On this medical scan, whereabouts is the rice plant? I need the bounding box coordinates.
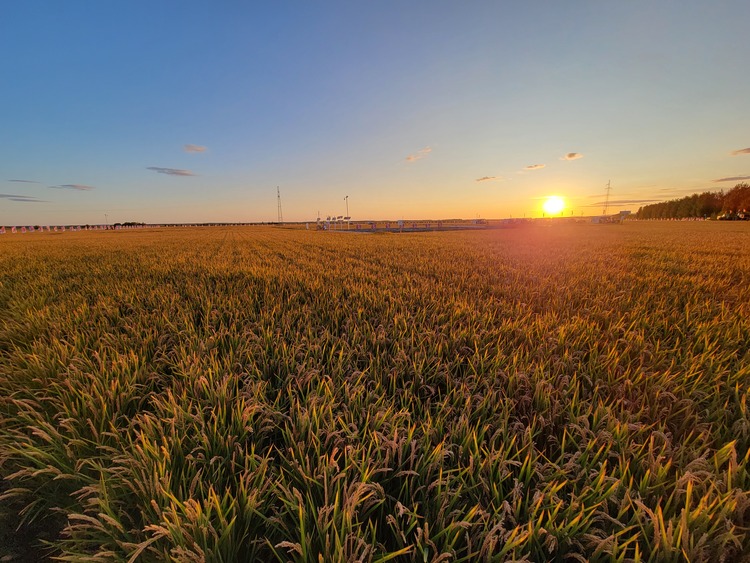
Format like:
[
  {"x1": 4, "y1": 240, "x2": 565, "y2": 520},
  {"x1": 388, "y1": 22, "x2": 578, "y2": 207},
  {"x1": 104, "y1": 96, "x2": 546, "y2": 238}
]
[{"x1": 1, "y1": 222, "x2": 749, "y2": 561}]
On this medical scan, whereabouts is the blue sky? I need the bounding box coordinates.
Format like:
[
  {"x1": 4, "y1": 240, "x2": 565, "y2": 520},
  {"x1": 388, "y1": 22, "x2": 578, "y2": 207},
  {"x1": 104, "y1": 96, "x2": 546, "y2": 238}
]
[{"x1": 2, "y1": 1, "x2": 750, "y2": 224}]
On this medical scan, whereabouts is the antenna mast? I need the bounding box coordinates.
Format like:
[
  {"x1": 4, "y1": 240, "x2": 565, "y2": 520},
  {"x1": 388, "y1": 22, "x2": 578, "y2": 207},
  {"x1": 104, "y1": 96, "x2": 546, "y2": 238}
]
[
  {"x1": 603, "y1": 180, "x2": 612, "y2": 216},
  {"x1": 277, "y1": 186, "x2": 283, "y2": 224}
]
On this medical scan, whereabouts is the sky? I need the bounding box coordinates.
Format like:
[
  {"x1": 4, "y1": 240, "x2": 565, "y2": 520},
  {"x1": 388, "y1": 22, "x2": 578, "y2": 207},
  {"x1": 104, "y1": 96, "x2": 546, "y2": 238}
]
[{"x1": 2, "y1": 1, "x2": 750, "y2": 224}]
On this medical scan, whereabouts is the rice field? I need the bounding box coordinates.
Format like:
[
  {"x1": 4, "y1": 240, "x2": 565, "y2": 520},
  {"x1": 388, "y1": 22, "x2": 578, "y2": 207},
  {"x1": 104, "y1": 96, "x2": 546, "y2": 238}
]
[{"x1": 1, "y1": 222, "x2": 749, "y2": 562}]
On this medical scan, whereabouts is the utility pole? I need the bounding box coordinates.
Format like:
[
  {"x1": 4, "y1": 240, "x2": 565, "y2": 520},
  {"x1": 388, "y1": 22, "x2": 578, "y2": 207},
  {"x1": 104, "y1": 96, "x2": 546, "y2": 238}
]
[
  {"x1": 105, "y1": 213, "x2": 108, "y2": 229},
  {"x1": 344, "y1": 195, "x2": 349, "y2": 230},
  {"x1": 277, "y1": 187, "x2": 283, "y2": 224}
]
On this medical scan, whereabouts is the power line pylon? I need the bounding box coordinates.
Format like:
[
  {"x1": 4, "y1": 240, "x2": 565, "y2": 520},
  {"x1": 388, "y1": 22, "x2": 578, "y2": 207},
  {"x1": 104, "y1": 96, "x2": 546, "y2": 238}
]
[
  {"x1": 603, "y1": 180, "x2": 612, "y2": 216},
  {"x1": 277, "y1": 186, "x2": 283, "y2": 224}
]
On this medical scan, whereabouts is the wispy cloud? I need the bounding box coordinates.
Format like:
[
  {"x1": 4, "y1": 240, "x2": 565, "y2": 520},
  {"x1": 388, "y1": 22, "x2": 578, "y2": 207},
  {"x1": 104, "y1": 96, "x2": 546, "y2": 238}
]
[
  {"x1": 405, "y1": 147, "x2": 432, "y2": 162},
  {"x1": 560, "y1": 152, "x2": 583, "y2": 161},
  {"x1": 475, "y1": 176, "x2": 505, "y2": 183},
  {"x1": 713, "y1": 175, "x2": 750, "y2": 183},
  {"x1": 8, "y1": 179, "x2": 40, "y2": 184},
  {"x1": 524, "y1": 164, "x2": 545, "y2": 171},
  {"x1": 184, "y1": 144, "x2": 207, "y2": 153},
  {"x1": 49, "y1": 184, "x2": 95, "y2": 191},
  {"x1": 730, "y1": 148, "x2": 750, "y2": 156},
  {"x1": 147, "y1": 166, "x2": 196, "y2": 176},
  {"x1": 0, "y1": 193, "x2": 47, "y2": 203}
]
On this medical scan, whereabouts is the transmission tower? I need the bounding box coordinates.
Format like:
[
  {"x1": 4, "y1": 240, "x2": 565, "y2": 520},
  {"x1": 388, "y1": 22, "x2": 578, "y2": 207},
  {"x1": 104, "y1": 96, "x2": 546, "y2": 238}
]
[
  {"x1": 602, "y1": 180, "x2": 612, "y2": 216},
  {"x1": 277, "y1": 186, "x2": 283, "y2": 224}
]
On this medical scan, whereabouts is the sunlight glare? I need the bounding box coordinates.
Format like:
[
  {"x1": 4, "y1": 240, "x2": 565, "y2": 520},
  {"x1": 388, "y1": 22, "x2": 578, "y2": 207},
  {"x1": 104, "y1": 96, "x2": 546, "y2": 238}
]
[{"x1": 542, "y1": 196, "x2": 565, "y2": 216}]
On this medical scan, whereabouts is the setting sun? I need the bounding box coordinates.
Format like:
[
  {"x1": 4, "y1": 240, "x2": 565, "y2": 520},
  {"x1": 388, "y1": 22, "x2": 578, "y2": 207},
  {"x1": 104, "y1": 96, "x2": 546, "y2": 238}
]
[{"x1": 542, "y1": 195, "x2": 565, "y2": 216}]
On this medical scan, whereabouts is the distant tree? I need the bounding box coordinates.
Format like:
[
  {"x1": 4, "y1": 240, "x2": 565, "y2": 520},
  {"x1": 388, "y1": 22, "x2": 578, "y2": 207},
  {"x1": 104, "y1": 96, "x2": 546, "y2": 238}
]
[
  {"x1": 697, "y1": 191, "x2": 722, "y2": 217},
  {"x1": 637, "y1": 188, "x2": 726, "y2": 219},
  {"x1": 723, "y1": 184, "x2": 750, "y2": 213}
]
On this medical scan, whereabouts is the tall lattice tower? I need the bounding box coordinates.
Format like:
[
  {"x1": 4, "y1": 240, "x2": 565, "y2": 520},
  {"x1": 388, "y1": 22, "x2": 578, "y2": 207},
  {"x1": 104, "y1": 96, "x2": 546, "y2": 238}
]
[
  {"x1": 602, "y1": 180, "x2": 612, "y2": 216},
  {"x1": 277, "y1": 186, "x2": 283, "y2": 224}
]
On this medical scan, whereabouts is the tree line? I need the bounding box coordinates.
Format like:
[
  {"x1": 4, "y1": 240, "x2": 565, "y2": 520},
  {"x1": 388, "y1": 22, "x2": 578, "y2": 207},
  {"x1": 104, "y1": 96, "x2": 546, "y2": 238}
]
[{"x1": 636, "y1": 183, "x2": 750, "y2": 219}]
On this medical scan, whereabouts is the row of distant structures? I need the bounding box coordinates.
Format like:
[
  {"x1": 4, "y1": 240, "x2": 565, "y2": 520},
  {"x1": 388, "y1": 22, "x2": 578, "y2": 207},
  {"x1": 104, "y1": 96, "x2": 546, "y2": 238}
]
[
  {"x1": 0, "y1": 224, "x2": 149, "y2": 234},
  {"x1": 0, "y1": 213, "x2": 637, "y2": 235},
  {"x1": 0, "y1": 220, "x2": 487, "y2": 234}
]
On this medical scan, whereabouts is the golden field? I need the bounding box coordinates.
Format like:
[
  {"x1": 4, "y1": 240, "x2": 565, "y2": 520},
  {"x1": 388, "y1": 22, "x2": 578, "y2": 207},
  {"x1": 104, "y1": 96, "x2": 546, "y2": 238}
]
[{"x1": 1, "y1": 222, "x2": 749, "y2": 562}]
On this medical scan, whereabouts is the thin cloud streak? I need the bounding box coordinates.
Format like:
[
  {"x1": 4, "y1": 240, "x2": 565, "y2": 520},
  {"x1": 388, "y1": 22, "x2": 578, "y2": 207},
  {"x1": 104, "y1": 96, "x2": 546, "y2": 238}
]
[
  {"x1": 657, "y1": 187, "x2": 709, "y2": 194},
  {"x1": 475, "y1": 176, "x2": 505, "y2": 183},
  {"x1": 730, "y1": 148, "x2": 750, "y2": 156},
  {"x1": 0, "y1": 193, "x2": 47, "y2": 203},
  {"x1": 8, "y1": 179, "x2": 40, "y2": 183},
  {"x1": 524, "y1": 164, "x2": 545, "y2": 171},
  {"x1": 49, "y1": 184, "x2": 95, "y2": 191},
  {"x1": 405, "y1": 147, "x2": 432, "y2": 162},
  {"x1": 713, "y1": 175, "x2": 750, "y2": 183},
  {"x1": 147, "y1": 166, "x2": 196, "y2": 176},
  {"x1": 584, "y1": 198, "x2": 661, "y2": 207},
  {"x1": 184, "y1": 144, "x2": 207, "y2": 153}
]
